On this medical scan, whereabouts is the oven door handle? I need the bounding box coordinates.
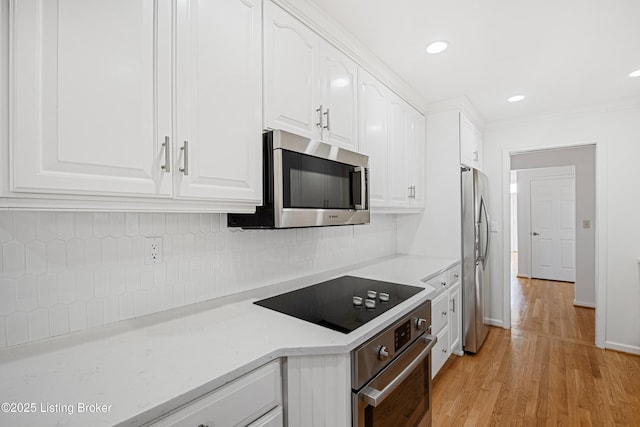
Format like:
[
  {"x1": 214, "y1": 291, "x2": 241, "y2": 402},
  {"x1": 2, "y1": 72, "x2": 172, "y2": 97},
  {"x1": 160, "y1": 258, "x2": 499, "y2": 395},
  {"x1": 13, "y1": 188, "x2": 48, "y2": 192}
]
[{"x1": 358, "y1": 334, "x2": 437, "y2": 407}]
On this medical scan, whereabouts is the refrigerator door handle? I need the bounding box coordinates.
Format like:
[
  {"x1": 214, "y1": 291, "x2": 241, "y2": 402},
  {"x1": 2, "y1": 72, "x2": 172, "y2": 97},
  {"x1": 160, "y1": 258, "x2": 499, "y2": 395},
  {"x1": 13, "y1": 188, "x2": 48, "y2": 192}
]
[{"x1": 480, "y1": 195, "x2": 490, "y2": 268}]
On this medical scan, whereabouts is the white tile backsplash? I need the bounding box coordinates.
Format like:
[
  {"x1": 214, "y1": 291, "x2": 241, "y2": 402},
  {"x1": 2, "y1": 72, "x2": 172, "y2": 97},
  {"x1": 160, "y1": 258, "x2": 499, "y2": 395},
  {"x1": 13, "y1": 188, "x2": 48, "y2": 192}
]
[{"x1": 0, "y1": 211, "x2": 397, "y2": 348}]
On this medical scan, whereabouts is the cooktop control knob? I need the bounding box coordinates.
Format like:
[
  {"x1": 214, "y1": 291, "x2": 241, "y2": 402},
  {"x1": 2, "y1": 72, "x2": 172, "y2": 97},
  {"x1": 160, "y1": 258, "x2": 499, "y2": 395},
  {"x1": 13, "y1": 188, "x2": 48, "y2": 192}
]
[
  {"x1": 365, "y1": 298, "x2": 376, "y2": 309},
  {"x1": 416, "y1": 318, "x2": 428, "y2": 331},
  {"x1": 367, "y1": 290, "x2": 377, "y2": 299},
  {"x1": 378, "y1": 346, "x2": 389, "y2": 361},
  {"x1": 353, "y1": 296, "x2": 363, "y2": 306},
  {"x1": 379, "y1": 292, "x2": 390, "y2": 302}
]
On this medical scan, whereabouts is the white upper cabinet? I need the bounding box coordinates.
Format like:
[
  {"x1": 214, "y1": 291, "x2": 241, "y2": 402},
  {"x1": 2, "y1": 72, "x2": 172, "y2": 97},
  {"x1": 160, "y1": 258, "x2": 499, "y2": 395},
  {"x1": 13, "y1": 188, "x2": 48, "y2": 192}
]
[
  {"x1": 8, "y1": 0, "x2": 262, "y2": 210},
  {"x1": 408, "y1": 108, "x2": 426, "y2": 206},
  {"x1": 264, "y1": 2, "x2": 358, "y2": 150},
  {"x1": 174, "y1": 0, "x2": 262, "y2": 203},
  {"x1": 10, "y1": 0, "x2": 173, "y2": 198},
  {"x1": 358, "y1": 70, "x2": 425, "y2": 212},
  {"x1": 459, "y1": 112, "x2": 483, "y2": 171},
  {"x1": 358, "y1": 69, "x2": 388, "y2": 207},
  {"x1": 264, "y1": 2, "x2": 320, "y2": 139},
  {"x1": 318, "y1": 43, "x2": 358, "y2": 150},
  {"x1": 387, "y1": 91, "x2": 425, "y2": 210},
  {"x1": 387, "y1": 91, "x2": 411, "y2": 208}
]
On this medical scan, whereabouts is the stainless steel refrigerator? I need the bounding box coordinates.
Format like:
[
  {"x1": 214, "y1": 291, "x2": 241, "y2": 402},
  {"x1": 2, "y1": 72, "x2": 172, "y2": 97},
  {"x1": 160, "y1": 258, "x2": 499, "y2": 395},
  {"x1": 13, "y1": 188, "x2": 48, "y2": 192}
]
[{"x1": 461, "y1": 167, "x2": 491, "y2": 353}]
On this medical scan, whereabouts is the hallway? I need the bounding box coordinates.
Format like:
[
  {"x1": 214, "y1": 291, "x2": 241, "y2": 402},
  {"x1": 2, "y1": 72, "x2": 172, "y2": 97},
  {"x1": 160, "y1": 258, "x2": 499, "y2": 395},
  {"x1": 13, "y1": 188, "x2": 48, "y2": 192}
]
[{"x1": 430, "y1": 270, "x2": 640, "y2": 426}]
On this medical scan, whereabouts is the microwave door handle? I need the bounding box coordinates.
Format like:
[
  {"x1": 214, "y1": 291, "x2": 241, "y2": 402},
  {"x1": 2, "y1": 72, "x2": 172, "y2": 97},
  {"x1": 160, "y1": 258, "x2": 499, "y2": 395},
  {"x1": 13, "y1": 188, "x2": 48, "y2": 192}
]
[
  {"x1": 354, "y1": 166, "x2": 366, "y2": 210},
  {"x1": 358, "y1": 334, "x2": 437, "y2": 407}
]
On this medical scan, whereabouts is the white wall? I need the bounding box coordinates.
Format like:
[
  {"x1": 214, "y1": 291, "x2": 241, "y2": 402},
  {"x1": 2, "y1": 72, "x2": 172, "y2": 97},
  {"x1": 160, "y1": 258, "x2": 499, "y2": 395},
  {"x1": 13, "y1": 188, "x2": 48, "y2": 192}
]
[
  {"x1": 483, "y1": 102, "x2": 640, "y2": 354},
  {"x1": 0, "y1": 213, "x2": 397, "y2": 349}
]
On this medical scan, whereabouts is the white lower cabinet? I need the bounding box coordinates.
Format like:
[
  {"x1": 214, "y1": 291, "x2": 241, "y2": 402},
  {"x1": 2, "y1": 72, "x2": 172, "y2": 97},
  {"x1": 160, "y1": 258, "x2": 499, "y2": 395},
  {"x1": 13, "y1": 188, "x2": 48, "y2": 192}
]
[
  {"x1": 429, "y1": 262, "x2": 462, "y2": 379},
  {"x1": 148, "y1": 360, "x2": 282, "y2": 427},
  {"x1": 448, "y1": 280, "x2": 462, "y2": 355},
  {"x1": 432, "y1": 325, "x2": 450, "y2": 377}
]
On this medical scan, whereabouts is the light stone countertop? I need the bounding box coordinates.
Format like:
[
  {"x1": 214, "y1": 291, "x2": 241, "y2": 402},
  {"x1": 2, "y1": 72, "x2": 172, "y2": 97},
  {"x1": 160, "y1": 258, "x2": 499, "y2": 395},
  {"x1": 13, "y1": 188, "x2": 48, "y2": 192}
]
[{"x1": 0, "y1": 255, "x2": 458, "y2": 427}]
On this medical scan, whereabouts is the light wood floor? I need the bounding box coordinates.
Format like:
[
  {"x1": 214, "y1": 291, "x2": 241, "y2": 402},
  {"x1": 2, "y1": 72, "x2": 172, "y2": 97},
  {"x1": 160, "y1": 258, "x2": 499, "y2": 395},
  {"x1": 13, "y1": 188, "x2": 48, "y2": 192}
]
[{"x1": 428, "y1": 270, "x2": 640, "y2": 426}]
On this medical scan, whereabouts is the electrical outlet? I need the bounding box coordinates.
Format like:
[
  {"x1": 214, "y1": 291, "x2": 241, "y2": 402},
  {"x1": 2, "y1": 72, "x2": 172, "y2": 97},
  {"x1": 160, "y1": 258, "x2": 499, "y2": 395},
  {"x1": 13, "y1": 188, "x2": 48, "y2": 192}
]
[{"x1": 145, "y1": 237, "x2": 163, "y2": 264}]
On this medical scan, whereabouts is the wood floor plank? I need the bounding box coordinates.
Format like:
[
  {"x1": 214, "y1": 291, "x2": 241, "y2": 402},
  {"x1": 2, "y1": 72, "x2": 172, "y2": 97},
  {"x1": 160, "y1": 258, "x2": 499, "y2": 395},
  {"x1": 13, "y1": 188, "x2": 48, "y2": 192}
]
[{"x1": 429, "y1": 263, "x2": 640, "y2": 426}]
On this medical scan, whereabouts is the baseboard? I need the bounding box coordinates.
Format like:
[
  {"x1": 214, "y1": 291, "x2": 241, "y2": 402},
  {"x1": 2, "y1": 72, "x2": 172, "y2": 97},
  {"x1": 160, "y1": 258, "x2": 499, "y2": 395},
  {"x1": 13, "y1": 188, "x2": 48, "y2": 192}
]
[
  {"x1": 605, "y1": 341, "x2": 640, "y2": 355},
  {"x1": 484, "y1": 318, "x2": 504, "y2": 328},
  {"x1": 573, "y1": 300, "x2": 596, "y2": 308}
]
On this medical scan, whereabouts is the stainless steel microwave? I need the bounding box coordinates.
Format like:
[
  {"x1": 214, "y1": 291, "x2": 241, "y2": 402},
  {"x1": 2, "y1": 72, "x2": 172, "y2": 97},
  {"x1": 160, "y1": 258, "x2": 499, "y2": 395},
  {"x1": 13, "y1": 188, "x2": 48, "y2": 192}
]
[{"x1": 228, "y1": 130, "x2": 370, "y2": 229}]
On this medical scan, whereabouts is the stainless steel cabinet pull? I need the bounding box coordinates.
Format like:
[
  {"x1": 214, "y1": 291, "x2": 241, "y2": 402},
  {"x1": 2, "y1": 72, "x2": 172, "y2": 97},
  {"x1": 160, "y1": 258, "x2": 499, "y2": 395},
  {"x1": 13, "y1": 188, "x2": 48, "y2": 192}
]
[
  {"x1": 532, "y1": 232, "x2": 540, "y2": 236},
  {"x1": 323, "y1": 108, "x2": 330, "y2": 131},
  {"x1": 408, "y1": 186, "x2": 412, "y2": 199},
  {"x1": 316, "y1": 105, "x2": 324, "y2": 129},
  {"x1": 451, "y1": 298, "x2": 455, "y2": 313},
  {"x1": 180, "y1": 141, "x2": 189, "y2": 176},
  {"x1": 161, "y1": 136, "x2": 171, "y2": 173},
  {"x1": 442, "y1": 311, "x2": 447, "y2": 317}
]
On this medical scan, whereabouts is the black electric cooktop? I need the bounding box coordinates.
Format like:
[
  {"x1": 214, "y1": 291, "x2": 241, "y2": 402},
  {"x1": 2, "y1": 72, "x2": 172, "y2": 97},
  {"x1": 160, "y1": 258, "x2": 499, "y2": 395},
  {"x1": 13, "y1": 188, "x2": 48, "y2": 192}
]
[{"x1": 254, "y1": 276, "x2": 424, "y2": 334}]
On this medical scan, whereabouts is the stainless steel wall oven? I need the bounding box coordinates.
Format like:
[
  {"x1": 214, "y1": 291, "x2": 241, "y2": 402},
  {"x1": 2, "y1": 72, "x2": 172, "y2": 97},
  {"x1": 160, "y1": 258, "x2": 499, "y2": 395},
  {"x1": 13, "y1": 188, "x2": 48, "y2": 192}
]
[{"x1": 351, "y1": 301, "x2": 436, "y2": 427}]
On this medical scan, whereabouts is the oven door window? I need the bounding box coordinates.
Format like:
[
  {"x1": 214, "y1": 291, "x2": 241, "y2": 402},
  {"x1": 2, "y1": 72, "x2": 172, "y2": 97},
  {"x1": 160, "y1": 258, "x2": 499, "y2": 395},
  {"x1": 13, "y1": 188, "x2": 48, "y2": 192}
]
[
  {"x1": 281, "y1": 150, "x2": 363, "y2": 209},
  {"x1": 364, "y1": 359, "x2": 429, "y2": 427}
]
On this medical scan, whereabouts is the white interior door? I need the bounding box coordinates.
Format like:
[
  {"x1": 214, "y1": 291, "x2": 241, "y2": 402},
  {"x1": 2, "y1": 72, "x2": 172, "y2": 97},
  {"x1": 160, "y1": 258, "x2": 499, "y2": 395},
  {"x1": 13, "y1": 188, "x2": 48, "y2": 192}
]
[{"x1": 530, "y1": 177, "x2": 576, "y2": 281}]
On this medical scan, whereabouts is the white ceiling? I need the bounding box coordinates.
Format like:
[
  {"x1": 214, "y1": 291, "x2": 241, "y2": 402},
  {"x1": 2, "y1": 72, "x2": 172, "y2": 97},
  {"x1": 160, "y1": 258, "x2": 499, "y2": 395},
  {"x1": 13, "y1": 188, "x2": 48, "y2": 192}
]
[{"x1": 309, "y1": 0, "x2": 640, "y2": 124}]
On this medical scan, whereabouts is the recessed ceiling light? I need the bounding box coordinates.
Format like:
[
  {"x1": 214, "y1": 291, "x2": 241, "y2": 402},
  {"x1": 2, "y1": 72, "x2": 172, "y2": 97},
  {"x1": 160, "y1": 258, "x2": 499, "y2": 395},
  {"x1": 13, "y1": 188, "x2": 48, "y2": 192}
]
[
  {"x1": 426, "y1": 41, "x2": 448, "y2": 54},
  {"x1": 629, "y1": 69, "x2": 640, "y2": 77},
  {"x1": 508, "y1": 95, "x2": 525, "y2": 103}
]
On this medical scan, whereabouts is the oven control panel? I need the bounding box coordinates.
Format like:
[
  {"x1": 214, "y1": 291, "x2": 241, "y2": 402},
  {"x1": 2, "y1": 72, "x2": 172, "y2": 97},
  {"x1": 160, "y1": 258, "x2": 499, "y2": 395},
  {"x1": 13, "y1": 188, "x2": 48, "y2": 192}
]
[
  {"x1": 351, "y1": 300, "x2": 431, "y2": 390},
  {"x1": 394, "y1": 320, "x2": 411, "y2": 352}
]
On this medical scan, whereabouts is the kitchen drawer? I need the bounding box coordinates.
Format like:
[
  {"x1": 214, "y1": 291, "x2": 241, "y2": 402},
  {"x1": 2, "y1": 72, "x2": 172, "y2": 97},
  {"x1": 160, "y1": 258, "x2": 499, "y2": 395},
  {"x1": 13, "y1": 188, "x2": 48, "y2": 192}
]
[
  {"x1": 449, "y1": 264, "x2": 461, "y2": 284},
  {"x1": 247, "y1": 406, "x2": 283, "y2": 427},
  {"x1": 426, "y1": 271, "x2": 449, "y2": 292},
  {"x1": 149, "y1": 360, "x2": 281, "y2": 427},
  {"x1": 431, "y1": 326, "x2": 450, "y2": 379},
  {"x1": 431, "y1": 291, "x2": 449, "y2": 334}
]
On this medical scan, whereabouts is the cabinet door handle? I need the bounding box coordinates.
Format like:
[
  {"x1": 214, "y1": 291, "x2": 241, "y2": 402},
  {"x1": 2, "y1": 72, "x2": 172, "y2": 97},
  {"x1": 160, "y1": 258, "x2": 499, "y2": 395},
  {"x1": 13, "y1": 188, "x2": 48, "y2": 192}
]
[
  {"x1": 323, "y1": 108, "x2": 330, "y2": 131},
  {"x1": 161, "y1": 136, "x2": 171, "y2": 173},
  {"x1": 408, "y1": 186, "x2": 412, "y2": 199},
  {"x1": 412, "y1": 186, "x2": 416, "y2": 199},
  {"x1": 451, "y1": 298, "x2": 455, "y2": 313},
  {"x1": 180, "y1": 141, "x2": 189, "y2": 176},
  {"x1": 316, "y1": 105, "x2": 324, "y2": 129},
  {"x1": 442, "y1": 311, "x2": 447, "y2": 317}
]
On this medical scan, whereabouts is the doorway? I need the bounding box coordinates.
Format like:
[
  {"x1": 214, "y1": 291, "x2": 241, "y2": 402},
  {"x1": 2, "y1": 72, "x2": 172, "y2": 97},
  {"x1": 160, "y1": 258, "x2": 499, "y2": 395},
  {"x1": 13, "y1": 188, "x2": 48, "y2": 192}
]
[{"x1": 508, "y1": 145, "x2": 596, "y2": 343}]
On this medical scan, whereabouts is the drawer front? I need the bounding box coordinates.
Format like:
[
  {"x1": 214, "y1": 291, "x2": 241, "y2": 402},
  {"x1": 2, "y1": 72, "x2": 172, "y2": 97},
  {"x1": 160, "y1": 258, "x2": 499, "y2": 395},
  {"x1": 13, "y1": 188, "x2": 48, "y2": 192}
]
[
  {"x1": 151, "y1": 360, "x2": 281, "y2": 427},
  {"x1": 449, "y1": 264, "x2": 461, "y2": 284},
  {"x1": 430, "y1": 291, "x2": 449, "y2": 334},
  {"x1": 247, "y1": 406, "x2": 283, "y2": 427},
  {"x1": 426, "y1": 271, "x2": 449, "y2": 292},
  {"x1": 431, "y1": 326, "x2": 450, "y2": 379}
]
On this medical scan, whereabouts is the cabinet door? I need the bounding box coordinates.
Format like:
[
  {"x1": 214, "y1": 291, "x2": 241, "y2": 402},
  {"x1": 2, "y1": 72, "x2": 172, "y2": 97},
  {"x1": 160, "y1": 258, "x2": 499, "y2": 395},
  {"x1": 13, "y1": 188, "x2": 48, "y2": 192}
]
[
  {"x1": 459, "y1": 112, "x2": 481, "y2": 170},
  {"x1": 387, "y1": 92, "x2": 410, "y2": 208},
  {"x1": 319, "y1": 42, "x2": 358, "y2": 150},
  {"x1": 10, "y1": 0, "x2": 173, "y2": 197},
  {"x1": 449, "y1": 282, "x2": 462, "y2": 355},
  {"x1": 174, "y1": 0, "x2": 262, "y2": 204},
  {"x1": 358, "y1": 69, "x2": 388, "y2": 207},
  {"x1": 264, "y1": 2, "x2": 320, "y2": 139},
  {"x1": 408, "y1": 108, "x2": 425, "y2": 207}
]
